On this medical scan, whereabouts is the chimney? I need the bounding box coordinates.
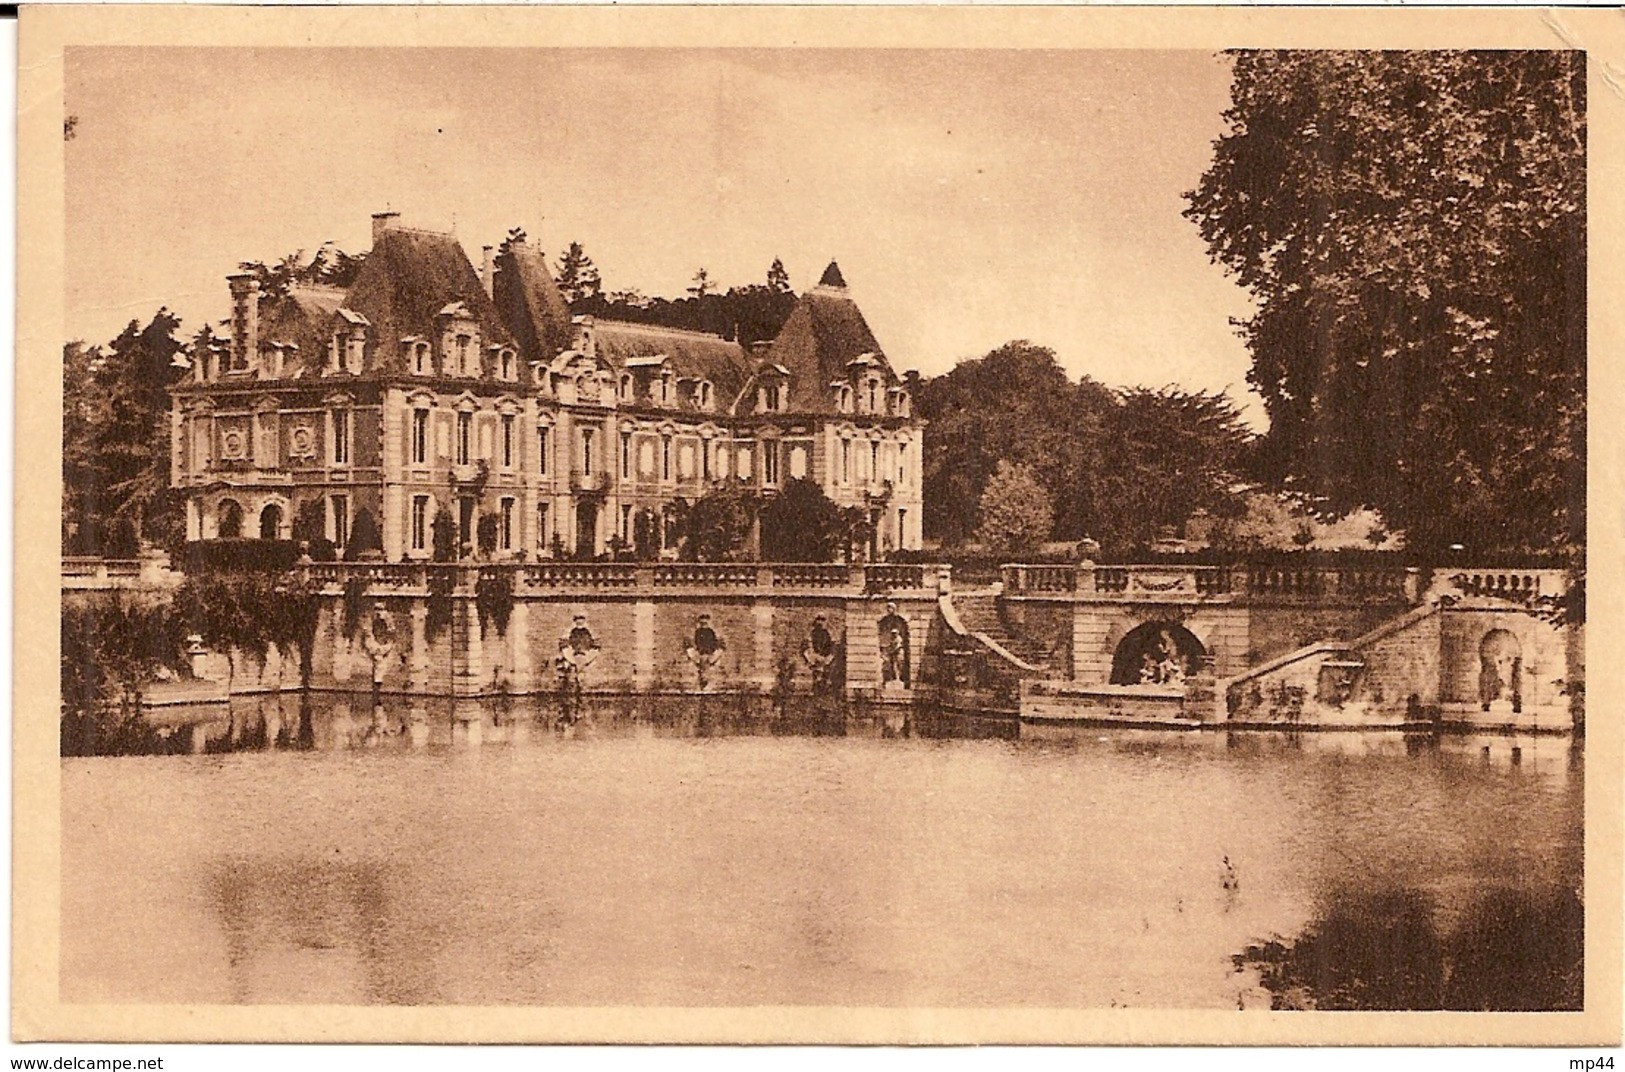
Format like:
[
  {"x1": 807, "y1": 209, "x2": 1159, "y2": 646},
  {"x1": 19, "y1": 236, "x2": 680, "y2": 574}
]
[
  {"x1": 226, "y1": 274, "x2": 259, "y2": 376},
  {"x1": 482, "y1": 245, "x2": 495, "y2": 299},
  {"x1": 371, "y1": 210, "x2": 401, "y2": 245}
]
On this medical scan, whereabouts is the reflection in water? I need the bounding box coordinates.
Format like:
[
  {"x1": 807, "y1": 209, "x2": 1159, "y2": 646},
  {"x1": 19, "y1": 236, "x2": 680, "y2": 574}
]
[
  {"x1": 60, "y1": 692, "x2": 1583, "y2": 1008},
  {"x1": 209, "y1": 857, "x2": 432, "y2": 1005},
  {"x1": 1236, "y1": 884, "x2": 1583, "y2": 1010}
]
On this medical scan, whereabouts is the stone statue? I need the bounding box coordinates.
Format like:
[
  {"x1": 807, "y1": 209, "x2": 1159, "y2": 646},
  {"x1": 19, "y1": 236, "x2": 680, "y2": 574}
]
[
  {"x1": 684, "y1": 613, "x2": 726, "y2": 691},
  {"x1": 557, "y1": 613, "x2": 600, "y2": 680},
  {"x1": 801, "y1": 614, "x2": 838, "y2": 693},
  {"x1": 361, "y1": 613, "x2": 396, "y2": 697},
  {"x1": 878, "y1": 601, "x2": 911, "y2": 689}
]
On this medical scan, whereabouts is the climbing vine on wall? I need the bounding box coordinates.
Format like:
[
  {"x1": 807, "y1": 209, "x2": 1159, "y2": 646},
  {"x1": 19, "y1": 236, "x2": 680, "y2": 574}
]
[
  {"x1": 475, "y1": 568, "x2": 515, "y2": 637},
  {"x1": 425, "y1": 567, "x2": 456, "y2": 643},
  {"x1": 341, "y1": 576, "x2": 370, "y2": 640}
]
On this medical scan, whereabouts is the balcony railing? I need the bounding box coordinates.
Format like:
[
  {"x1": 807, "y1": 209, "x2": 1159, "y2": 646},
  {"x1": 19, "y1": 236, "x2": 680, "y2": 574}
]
[
  {"x1": 771, "y1": 564, "x2": 853, "y2": 590},
  {"x1": 864, "y1": 563, "x2": 925, "y2": 593},
  {"x1": 523, "y1": 562, "x2": 637, "y2": 588},
  {"x1": 1447, "y1": 569, "x2": 1567, "y2": 602},
  {"x1": 653, "y1": 563, "x2": 760, "y2": 587},
  {"x1": 1001, "y1": 564, "x2": 1077, "y2": 594}
]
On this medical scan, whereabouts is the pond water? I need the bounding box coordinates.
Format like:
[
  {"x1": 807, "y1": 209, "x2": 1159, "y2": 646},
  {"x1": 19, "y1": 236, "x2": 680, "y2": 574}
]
[{"x1": 60, "y1": 694, "x2": 1583, "y2": 1009}]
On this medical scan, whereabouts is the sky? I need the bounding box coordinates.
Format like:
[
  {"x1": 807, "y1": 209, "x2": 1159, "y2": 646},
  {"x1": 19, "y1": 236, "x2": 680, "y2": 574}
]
[{"x1": 65, "y1": 47, "x2": 1261, "y2": 422}]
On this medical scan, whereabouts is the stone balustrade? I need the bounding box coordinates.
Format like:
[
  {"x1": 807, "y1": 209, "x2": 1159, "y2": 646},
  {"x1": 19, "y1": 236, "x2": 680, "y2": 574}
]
[
  {"x1": 284, "y1": 560, "x2": 940, "y2": 595},
  {"x1": 61, "y1": 555, "x2": 180, "y2": 591},
  {"x1": 652, "y1": 563, "x2": 761, "y2": 587},
  {"x1": 1446, "y1": 569, "x2": 1568, "y2": 602},
  {"x1": 995, "y1": 562, "x2": 1434, "y2": 605}
]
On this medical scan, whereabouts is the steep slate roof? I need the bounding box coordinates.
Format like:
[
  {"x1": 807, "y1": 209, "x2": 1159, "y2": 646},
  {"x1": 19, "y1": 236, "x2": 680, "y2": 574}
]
[
  {"x1": 342, "y1": 227, "x2": 512, "y2": 374},
  {"x1": 591, "y1": 319, "x2": 751, "y2": 406},
  {"x1": 819, "y1": 260, "x2": 848, "y2": 288},
  {"x1": 257, "y1": 284, "x2": 347, "y2": 378},
  {"x1": 491, "y1": 240, "x2": 574, "y2": 364},
  {"x1": 760, "y1": 261, "x2": 895, "y2": 413}
]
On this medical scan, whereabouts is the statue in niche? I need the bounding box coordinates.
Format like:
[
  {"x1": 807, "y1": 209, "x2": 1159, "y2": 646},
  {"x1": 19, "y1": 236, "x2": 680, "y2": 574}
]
[
  {"x1": 801, "y1": 614, "x2": 838, "y2": 694},
  {"x1": 878, "y1": 601, "x2": 911, "y2": 689},
  {"x1": 557, "y1": 613, "x2": 600, "y2": 682},
  {"x1": 1478, "y1": 629, "x2": 1523, "y2": 712},
  {"x1": 361, "y1": 612, "x2": 396, "y2": 699},
  {"x1": 1137, "y1": 629, "x2": 1187, "y2": 686},
  {"x1": 685, "y1": 613, "x2": 726, "y2": 691},
  {"x1": 554, "y1": 612, "x2": 601, "y2": 728}
]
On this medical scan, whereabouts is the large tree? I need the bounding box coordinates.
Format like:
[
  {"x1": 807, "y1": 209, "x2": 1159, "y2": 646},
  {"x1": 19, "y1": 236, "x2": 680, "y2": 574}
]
[
  {"x1": 1185, "y1": 50, "x2": 1585, "y2": 557},
  {"x1": 1090, "y1": 387, "x2": 1254, "y2": 550},
  {"x1": 917, "y1": 342, "x2": 1253, "y2": 553},
  {"x1": 554, "y1": 241, "x2": 602, "y2": 304},
  {"x1": 62, "y1": 309, "x2": 189, "y2": 555},
  {"x1": 672, "y1": 481, "x2": 760, "y2": 562},
  {"x1": 917, "y1": 342, "x2": 1108, "y2": 546},
  {"x1": 759, "y1": 478, "x2": 848, "y2": 562},
  {"x1": 975, "y1": 460, "x2": 1054, "y2": 557}
]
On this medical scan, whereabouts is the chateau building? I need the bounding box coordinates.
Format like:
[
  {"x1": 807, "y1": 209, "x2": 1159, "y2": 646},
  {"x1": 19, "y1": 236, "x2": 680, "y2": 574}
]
[{"x1": 170, "y1": 212, "x2": 925, "y2": 562}]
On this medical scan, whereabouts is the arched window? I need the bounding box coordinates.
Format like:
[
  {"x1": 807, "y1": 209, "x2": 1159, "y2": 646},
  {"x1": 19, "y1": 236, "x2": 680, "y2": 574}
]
[
  {"x1": 218, "y1": 499, "x2": 243, "y2": 539},
  {"x1": 258, "y1": 502, "x2": 283, "y2": 541}
]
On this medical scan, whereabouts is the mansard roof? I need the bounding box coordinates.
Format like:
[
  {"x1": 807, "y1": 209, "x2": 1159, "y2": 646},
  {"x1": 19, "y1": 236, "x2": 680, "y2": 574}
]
[
  {"x1": 255, "y1": 284, "x2": 348, "y2": 377},
  {"x1": 591, "y1": 319, "x2": 750, "y2": 405},
  {"x1": 342, "y1": 227, "x2": 512, "y2": 373},
  {"x1": 491, "y1": 239, "x2": 574, "y2": 364},
  {"x1": 759, "y1": 262, "x2": 895, "y2": 413}
]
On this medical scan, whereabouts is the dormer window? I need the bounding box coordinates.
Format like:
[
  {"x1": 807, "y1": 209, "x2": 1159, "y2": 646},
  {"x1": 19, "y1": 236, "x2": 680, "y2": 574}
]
[
  {"x1": 404, "y1": 339, "x2": 431, "y2": 375},
  {"x1": 659, "y1": 372, "x2": 673, "y2": 406},
  {"x1": 699, "y1": 381, "x2": 713, "y2": 411},
  {"x1": 866, "y1": 379, "x2": 879, "y2": 413},
  {"x1": 455, "y1": 335, "x2": 473, "y2": 376},
  {"x1": 620, "y1": 373, "x2": 634, "y2": 402},
  {"x1": 841, "y1": 386, "x2": 853, "y2": 413},
  {"x1": 499, "y1": 347, "x2": 516, "y2": 381},
  {"x1": 896, "y1": 390, "x2": 911, "y2": 417}
]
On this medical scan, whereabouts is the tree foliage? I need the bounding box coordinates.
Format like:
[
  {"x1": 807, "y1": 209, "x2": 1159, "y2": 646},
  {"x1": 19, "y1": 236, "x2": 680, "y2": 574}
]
[
  {"x1": 917, "y1": 342, "x2": 1254, "y2": 554},
  {"x1": 1185, "y1": 50, "x2": 1585, "y2": 557},
  {"x1": 62, "y1": 309, "x2": 188, "y2": 555},
  {"x1": 672, "y1": 481, "x2": 760, "y2": 561},
  {"x1": 554, "y1": 241, "x2": 602, "y2": 304},
  {"x1": 760, "y1": 478, "x2": 849, "y2": 562},
  {"x1": 570, "y1": 262, "x2": 798, "y2": 349},
  {"x1": 237, "y1": 244, "x2": 367, "y2": 299},
  {"x1": 975, "y1": 460, "x2": 1054, "y2": 557},
  {"x1": 767, "y1": 257, "x2": 792, "y2": 293}
]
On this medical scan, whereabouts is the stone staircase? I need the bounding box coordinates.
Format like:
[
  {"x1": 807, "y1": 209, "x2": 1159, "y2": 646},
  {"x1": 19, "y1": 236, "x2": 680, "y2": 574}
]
[{"x1": 943, "y1": 593, "x2": 1056, "y2": 674}]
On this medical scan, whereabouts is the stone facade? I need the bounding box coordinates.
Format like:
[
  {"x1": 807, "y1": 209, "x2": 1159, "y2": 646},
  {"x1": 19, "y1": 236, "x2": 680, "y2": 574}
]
[{"x1": 171, "y1": 213, "x2": 925, "y2": 562}]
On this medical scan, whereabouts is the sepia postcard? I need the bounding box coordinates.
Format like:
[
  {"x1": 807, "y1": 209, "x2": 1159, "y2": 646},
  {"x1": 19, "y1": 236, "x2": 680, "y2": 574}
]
[{"x1": 14, "y1": 3, "x2": 1624, "y2": 1048}]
